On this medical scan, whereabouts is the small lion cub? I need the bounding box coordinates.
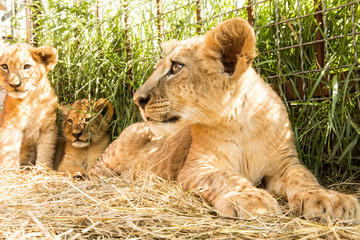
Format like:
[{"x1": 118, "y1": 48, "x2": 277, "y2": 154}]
[
  {"x1": 57, "y1": 98, "x2": 113, "y2": 176},
  {"x1": 0, "y1": 43, "x2": 58, "y2": 169}
]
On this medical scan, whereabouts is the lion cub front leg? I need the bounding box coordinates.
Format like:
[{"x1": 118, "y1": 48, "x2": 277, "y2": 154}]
[
  {"x1": 266, "y1": 163, "x2": 360, "y2": 221},
  {"x1": 36, "y1": 124, "x2": 58, "y2": 169},
  {"x1": 0, "y1": 128, "x2": 22, "y2": 169},
  {"x1": 178, "y1": 157, "x2": 280, "y2": 219},
  {"x1": 57, "y1": 146, "x2": 86, "y2": 177}
]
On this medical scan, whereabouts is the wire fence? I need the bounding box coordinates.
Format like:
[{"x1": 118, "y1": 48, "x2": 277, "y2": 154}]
[
  {"x1": 0, "y1": 0, "x2": 359, "y2": 178},
  {"x1": 1, "y1": 0, "x2": 359, "y2": 99}
]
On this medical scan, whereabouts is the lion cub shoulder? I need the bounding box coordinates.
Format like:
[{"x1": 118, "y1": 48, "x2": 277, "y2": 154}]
[{"x1": 56, "y1": 98, "x2": 113, "y2": 176}]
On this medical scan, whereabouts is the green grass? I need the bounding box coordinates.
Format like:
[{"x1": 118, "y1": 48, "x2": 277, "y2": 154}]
[{"x1": 6, "y1": 0, "x2": 360, "y2": 182}]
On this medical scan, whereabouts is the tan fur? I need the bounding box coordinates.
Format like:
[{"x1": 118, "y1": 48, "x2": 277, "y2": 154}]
[
  {"x1": 0, "y1": 43, "x2": 58, "y2": 169},
  {"x1": 90, "y1": 122, "x2": 192, "y2": 179},
  {"x1": 57, "y1": 98, "x2": 113, "y2": 176},
  {"x1": 90, "y1": 18, "x2": 359, "y2": 221}
]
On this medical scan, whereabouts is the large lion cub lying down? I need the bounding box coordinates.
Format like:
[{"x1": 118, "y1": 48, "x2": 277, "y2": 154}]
[{"x1": 90, "y1": 18, "x2": 359, "y2": 221}]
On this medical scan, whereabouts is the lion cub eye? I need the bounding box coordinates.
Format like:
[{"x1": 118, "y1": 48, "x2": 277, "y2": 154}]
[
  {"x1": 1, "y1": 64, "x2": 8, "y2": 71},
  {"x1": 170, "y1": 61, "x2": 183, "y2": 75},
  {"x1": 23, "y1": 64, "x2": 32, "y2": 70},
  {"x1": 67, "y1": 119, "x2": 73, "y2": 125},
  {"x1": 84, "y1": 117, "x2": 90, "y2": 123}
]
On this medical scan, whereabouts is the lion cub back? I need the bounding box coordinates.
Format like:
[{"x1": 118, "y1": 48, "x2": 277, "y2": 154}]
[{"x1": 56, "y1": 98, "x2": 114, "y2": 176}]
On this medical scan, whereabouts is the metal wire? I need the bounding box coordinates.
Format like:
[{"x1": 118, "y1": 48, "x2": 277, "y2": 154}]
[
  {"x1": 351, "y1": 4, "x2": 358, "y2": 64},
  {"x1": 297, "y1": 0, "x2": 306, "y2": 100},
  {"x1": 274, "y1": 0, "x2": 282, "y2": 82},
  {"x1": 323, "y1": 0, "x2": 330, "y2": 95},
  {"x1": 257, "y1": 0, "x2": 360, "y2": 30},
  {"x1": 124, "y1": 0, "x2": 360, "y2": 85},
  {"x1": 258, "y1": 32, "x2": 360, "y2": 55},
  {"x1": 266, "y1": 63, "x2": 360, "y2": 80},
  {"x1": 1, "y1": 0, "x2": 359, "y2": 98}
]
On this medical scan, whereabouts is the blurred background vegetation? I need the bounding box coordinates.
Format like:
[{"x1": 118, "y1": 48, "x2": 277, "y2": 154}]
[{"x1": 1, "y1": 0, "x2": 359, "y2": 183}]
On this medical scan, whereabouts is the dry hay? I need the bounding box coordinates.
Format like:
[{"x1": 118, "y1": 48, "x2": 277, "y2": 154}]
[{"x1": 0, "y1": 166, "x2": 359, "y2": 239}]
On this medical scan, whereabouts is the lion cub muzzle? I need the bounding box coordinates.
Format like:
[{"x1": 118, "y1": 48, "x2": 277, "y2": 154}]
[
  {"x1": 68, "y1": 122, "x2": 91, "y2": 147},
  {"x1": 134, "y1": 92, "x2": 177, "y2": 123},
  {"x1": 72, "y1": 130, "x2": 83, "y2": 139},
  {"x1": 71, "y1": 128, "x2": 90, "y2": 147},
  {"x1": 4, "y1": 72, "x2": 28, "y2": 98}
]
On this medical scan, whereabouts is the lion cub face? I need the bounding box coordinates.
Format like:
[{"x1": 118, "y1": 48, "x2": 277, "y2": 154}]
[
  {"x1": 133, "y1": 19, "x2": 256, "y2": 135},
  {"x1": 60, "y1": 99, "x2": 114, "y2": 148},
  {"x1": 0, "y1": 43, "x2": 57, "y2": 99}
]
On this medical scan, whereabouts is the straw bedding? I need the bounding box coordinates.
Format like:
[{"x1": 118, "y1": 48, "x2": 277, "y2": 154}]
[{"x1": 0, "y1": 166, "x2": 359, "y2": 239}]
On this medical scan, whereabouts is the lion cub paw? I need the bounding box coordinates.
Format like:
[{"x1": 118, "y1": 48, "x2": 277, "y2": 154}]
[
  {"x1": 289, "y1": 188, "x2": 360, "y2": 222},
  {"x1": 214, "y1": 188, "x2": 280, "y2": 219}
]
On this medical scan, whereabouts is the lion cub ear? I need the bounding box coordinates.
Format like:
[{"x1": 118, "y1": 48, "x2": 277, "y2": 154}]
[
  {"x1": 203, "y1": 18, "x2": 257, "y2": 79},
  {"x1": 95, "y1": 98, "x2": 114, "y2": 123},
  {"x1": 32, "y1": 46, "x2": 58, "y2": 71}
]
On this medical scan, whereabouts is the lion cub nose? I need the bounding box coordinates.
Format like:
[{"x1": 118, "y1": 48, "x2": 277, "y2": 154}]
[
  {"x1": 9, "y1": 82, "x2": 22, "y2": 88},
  {"x1": 72, "y1": 131, "x2": 83, "y2": 139},
  {"x1": 134, "y1": 94, "x2": 151, "y2": 110}
]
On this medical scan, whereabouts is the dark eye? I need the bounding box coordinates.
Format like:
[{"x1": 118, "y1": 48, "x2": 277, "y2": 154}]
[
  {"x1": 84, "y1": 118, "x2": 90, "y2": 123},
  {"x1": 23, "y1": 64, "x2": 32, "y2": 70},
  {"x1": 67, "y1": 119, "x2": 73, "y2": 125},
  {"x1": 1, "y1": 64, "x2": 8, "y2": 71},
  {"x1": 170, "y1": 61, "x2": 183, "y2": 75}
]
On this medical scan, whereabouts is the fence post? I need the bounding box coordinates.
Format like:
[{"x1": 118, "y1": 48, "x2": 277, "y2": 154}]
[
  {"x1": 124, "y1": 1, "x2": 133, "y2": 81},
  {"x1": 247, "y1": 0, "x2": 254, "y2": 26},
  {"x1": 314, "y1": 0, "x2": 324, "y2": 68},
  {"x1": 156, "y1": 0, "x2": 162, "y2": 41},
  {"x1": 96, "y1": 0, "x2": 102, "y2": 53},
  {"x1": 196, "y1": 0, "x2": 202, "y2": 33},
  {"x1": 31, "y1": 0, "x2": 43, "y2": 46},
  {"x1": 25, "y1": 0, "x2": 32, "y2": 43}
]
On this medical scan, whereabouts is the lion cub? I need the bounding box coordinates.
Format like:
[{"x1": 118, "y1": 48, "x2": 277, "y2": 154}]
[
  {"x1": 57, "y1": 98, "x2": 113, "y2": 176},
  {"x1": 90, "y1": 18, "x2": 359, "y2": 222},
  {"x1": 0, "y1": 43, "x2": 58, "y2": 169}
]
